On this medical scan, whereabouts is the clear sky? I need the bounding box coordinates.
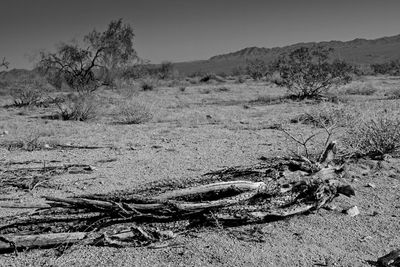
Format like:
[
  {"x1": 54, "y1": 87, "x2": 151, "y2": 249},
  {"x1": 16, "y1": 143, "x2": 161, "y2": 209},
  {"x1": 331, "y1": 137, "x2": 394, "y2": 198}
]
[{"x1": 1, "y1": 0, "x2": 400, "y2": 69}]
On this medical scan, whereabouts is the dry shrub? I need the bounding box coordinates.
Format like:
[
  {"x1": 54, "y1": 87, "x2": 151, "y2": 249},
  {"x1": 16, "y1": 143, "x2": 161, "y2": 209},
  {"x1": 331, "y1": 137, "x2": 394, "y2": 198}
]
[
  {"x1": 384, "y1": 88, "x2": 400, "y2": 99},
  {"x1": 140, "y1": 77, "x2": 157, "y2": 91},
  {"x1": 116, "y1": 100, "x2": 153, "y2": 124},
  {"x1": 9, "y1": 79, "x2": 48, "y2": 107},
  {"x1": 291, "y1": 103, "x2": 354, "y2": 128},
  {"x1": 341, "y1": 110, "x2": 400, "y2": 158},
  {"x1": 0, "y1": 130, "x2": 56, "y2": 151},
  {"x1": 235, "y1": 76, "x2": 246, "y2": 84},
  {"x1": 55, "y1": 94, "x2": 98, "y2": 121}
]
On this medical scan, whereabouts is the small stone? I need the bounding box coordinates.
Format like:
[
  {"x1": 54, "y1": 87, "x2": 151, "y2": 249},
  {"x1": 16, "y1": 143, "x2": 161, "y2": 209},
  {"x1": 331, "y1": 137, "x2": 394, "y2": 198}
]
[
  {"x1": 372, "y1": 211, "x2": 379, "y2": 216},
  {"x1": 344, "y1": 206, "x2": 360, "y2": 217},
  {"x1": 2, "y1": 130, "x2": 9, "y2": 135},
  {"x1": 366, "y1": 183, "x2": 376, "y2": 188},
  {"x1": 43, "y1": 143, "x2": 52, "y2": 149},
  {"x1": 377, "y1": 249, "x2": 400, "y2": 266}
]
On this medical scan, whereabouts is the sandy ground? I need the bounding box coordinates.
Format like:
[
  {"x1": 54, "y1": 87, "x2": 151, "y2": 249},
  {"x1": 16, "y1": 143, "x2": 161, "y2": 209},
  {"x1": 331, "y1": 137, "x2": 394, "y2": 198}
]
[{"x1": 0, "y1": 77, "x2": 399, "y2": 266}]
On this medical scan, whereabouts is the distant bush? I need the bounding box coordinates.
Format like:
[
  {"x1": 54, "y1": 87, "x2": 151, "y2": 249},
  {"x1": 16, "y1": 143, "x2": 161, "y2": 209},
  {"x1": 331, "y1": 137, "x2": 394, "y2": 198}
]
[
  {"x1": 384, "y1": 88, "x2": 400, "y2": 99},
  {"x1": 199, "y1": 74, "x2": 213, "y2": 83},
  {"x1": 116, "y1": 100, "x2": 153, "y2": 124},
  {"x1": 270, "y1": 46, "x2": 353, "y2": 99},
  {"x1": 10, "y1": 79, "x2": 48, "y2": 107},
  {"x1": 235, "y1": 76, "x2": 246, "y2": 84},
  {"x1": 246, "y1": 59, "x2": 267, "y2": 80},
  {"x1": 199, "y1": 73, "x2": 225, "y2": 83},
  {"x1": 55, "y1": 94, "x2": 98, "y2": 121},
  {"x1": 371, "y1": 60, "x2": 400, "y2": 76},
  {"x1": 342, "y1": 110, "x2": 400, "y2": 158},
  {"x1": 121, "y1": 64, "x2": 150, "y2": 80},
  {"x1": 157, "y1": 61, "x2": 174, "y2": 80},
  {"x1": 140, "y1": 77, "x2": 157, "y2": 91}
]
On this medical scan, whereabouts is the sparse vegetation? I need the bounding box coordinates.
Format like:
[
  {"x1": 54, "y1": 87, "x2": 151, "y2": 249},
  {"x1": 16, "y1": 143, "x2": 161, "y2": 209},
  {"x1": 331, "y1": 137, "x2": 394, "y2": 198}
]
[
  {"x1": 246, "y1": 59, "x2": 267, "y2": 80},
  {"x1": 9, "y1": 79, "x2": 48, "y2": 107},
  {"x1": 140, "y1": 77, "x2": 157, "y2": 91},
  {"x1": 54, "y1": 94, "x2": 98, "y2": 121},
  {"x1": 291, "y1": 103, "x2": 354, "y2": 128},
  {"x1": 371, "y1": 59, "x2": 400, "y2": 76},
  {"x1": 157, "y1": 61, "x2": 174, "y2": 80},
  {"x1": 270, "y1": 46, "x2": 353, "y2": 99},
  {"x1": 3, "y1": 12, "x2": 400, "y2": 267},
  {"x1": 384, "y1": 88, "x2": 400, "y2": 99},
  {"x1": 116, "y1": 99, "x2": 153, "y2": 124},
  {"x1": 277, "y1": 122, "x2": 337, "y2": 164},
  {"x1": 341, "y1": 110, "x2": 400, "y2": 159}
]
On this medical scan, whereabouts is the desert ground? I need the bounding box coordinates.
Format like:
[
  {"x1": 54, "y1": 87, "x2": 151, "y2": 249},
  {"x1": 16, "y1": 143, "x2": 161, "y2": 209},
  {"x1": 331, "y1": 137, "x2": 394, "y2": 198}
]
[{"x1": 0, "y1": 76, "x2": 399, "y2": 266}]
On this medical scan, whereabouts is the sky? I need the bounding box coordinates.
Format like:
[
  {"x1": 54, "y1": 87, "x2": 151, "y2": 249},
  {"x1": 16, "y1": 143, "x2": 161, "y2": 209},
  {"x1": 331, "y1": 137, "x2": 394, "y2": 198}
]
[{"x1": 1, "y1": 0, "x2": 400, "y2": 69}]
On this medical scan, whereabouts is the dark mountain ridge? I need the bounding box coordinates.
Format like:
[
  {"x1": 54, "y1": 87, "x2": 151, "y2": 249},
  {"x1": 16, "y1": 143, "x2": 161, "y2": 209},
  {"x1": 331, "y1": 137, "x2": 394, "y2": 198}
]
[{"x1": 174, "y1": 34, "x2": 400, "y2": 75}]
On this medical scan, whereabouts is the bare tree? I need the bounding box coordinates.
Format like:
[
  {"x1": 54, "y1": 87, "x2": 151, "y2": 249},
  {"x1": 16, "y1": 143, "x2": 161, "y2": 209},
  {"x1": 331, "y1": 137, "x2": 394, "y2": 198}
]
[
  {"x1": 38, "y1": 43, "x2": 106, "y2": 93},
  {"x1": 38, "y1": 19, "x2": 139, "y2": 93},
  {"x1": 84, "y1": 18, "x2": 139, "y2": 86}
]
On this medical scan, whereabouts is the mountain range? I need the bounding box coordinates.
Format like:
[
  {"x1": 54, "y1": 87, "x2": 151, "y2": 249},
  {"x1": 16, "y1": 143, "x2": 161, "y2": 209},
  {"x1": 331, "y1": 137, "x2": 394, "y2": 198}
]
[{"x1": 174, "y1": 34, "x2": 400, "y2": 75}]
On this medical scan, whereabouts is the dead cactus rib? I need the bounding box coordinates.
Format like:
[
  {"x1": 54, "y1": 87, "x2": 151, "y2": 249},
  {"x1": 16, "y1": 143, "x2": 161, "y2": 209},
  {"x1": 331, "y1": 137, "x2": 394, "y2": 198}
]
[
  {"x1": 154, "y1": 181, "x2": 267, "y2": 200},
  {"x1": 0, "y1": 232, "x2": 87, "y2": 252},
  {"x1": 44, "y1": 181, "x2": 267, "y2": 216}
]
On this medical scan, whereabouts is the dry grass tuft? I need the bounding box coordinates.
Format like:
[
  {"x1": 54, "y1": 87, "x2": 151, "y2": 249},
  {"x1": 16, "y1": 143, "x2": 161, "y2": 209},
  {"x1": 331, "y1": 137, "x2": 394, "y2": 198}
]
[
  {"x1": 341, "y1": 110, "x2": 400, "y2": 159},
  {"x1": 55, "y1": 94, "x2": 98, "y2": 121},
  {"x1": 9, "y1": 79, "x2": 48, "y2": 107},
  {"x1": 140, "y1": 77, "x2": 158, "y2": 91},
  {"x1": 291, "y1": 103, "x2": 354, "y2": 128},
  {"x1": 116, "y1": 99, "x2": 153, "y2": 124}
]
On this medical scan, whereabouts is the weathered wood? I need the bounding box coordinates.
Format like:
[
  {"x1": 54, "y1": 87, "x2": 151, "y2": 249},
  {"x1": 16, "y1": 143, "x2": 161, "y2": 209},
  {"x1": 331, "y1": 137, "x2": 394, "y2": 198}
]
[
  {"x1": 154, "y1": 181, "x2": 267, "y2": 200},
  {"x1": 45, "y1": 181, "x2": 266, "y2": 216},
  {"x1": 0, "y1": 154, "x2": 355, "y2": 253},
  {"x1": 0, "y1": 211, "x2": 106, "y2": 232},
  {"x1": 319, "y1": 141, "x2": 337, "y2": 167},
  {"x1": 0, "y1": 232, "x2": 86, "y2": 251},
  {"x1": 377, "y1": 249, "x2": 400, "y2": 267},
  {"x1": 0, "y1": 203, "x2": 51, "y2": 209}
]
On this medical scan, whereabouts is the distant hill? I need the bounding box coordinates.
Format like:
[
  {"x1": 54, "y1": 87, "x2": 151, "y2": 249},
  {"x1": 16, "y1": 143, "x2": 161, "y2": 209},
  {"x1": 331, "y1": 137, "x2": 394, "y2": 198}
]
[{"x1": 174, "y1": 34, "x2": 400, "y2": 75}]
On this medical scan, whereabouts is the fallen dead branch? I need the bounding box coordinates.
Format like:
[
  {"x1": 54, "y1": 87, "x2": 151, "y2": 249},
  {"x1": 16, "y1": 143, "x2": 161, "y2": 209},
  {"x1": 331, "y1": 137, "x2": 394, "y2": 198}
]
[{"x1": 0, "y1": 141, "x2": 355, "y2": 253}]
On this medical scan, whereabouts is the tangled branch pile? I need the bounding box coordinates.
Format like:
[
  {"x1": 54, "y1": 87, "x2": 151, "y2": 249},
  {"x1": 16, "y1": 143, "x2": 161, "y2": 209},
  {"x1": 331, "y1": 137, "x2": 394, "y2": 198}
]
[{"x1": 0, "y1": 142, "x2": 354, "y2": 253}]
